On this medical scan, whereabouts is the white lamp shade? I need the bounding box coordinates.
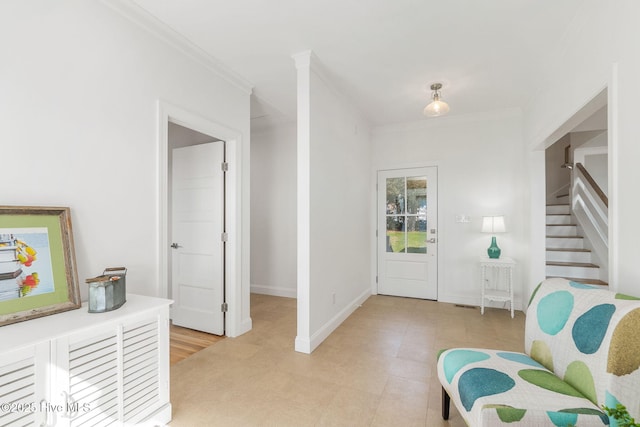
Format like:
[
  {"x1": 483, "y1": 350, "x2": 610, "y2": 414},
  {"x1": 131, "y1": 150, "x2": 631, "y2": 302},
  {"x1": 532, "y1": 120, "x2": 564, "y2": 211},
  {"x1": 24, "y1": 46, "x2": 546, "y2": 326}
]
[
  {"x1": 481, "y1": 216, "x2": 506, "y2": 233},
  {"x1": 423, "y1": 100, "x2": 450, "y2": 117}
]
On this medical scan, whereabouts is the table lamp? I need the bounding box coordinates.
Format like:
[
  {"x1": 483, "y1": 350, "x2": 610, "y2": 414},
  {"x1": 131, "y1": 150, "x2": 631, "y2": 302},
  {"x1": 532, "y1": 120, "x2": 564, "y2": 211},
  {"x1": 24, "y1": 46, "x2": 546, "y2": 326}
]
[{"x1": 481, "y1": 215, "x2": 506, "y2": 259}]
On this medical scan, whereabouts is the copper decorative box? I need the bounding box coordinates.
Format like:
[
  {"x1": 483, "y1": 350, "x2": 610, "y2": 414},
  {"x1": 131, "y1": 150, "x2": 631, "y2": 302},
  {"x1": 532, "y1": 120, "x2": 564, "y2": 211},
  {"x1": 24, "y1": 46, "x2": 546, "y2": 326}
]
[{"x1": 86, "y1": 267, "x2": 127, "y2": 313}]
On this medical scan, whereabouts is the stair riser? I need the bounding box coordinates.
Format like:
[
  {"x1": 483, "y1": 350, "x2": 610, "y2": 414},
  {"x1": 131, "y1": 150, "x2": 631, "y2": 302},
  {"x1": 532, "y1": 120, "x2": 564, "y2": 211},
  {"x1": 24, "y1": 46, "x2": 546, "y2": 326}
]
[
  {"x1": 546, "y1": 265, "x2": 599, "y2": 279},
  {"x1": 546, "y1": 251, "x2": 592, "y2": 263},
  {"x1": 546, "y1": 225, "x2": 577, "y2": 236},
  {"x1": 546, "y1": 205, "x2": 570, "y2": 215},
  {"x1": 546, "y1": 215, "x2": 572, "y2": 225},
  {"x1": 546, "y1": 237, "x2": 584, "y2": 249}
]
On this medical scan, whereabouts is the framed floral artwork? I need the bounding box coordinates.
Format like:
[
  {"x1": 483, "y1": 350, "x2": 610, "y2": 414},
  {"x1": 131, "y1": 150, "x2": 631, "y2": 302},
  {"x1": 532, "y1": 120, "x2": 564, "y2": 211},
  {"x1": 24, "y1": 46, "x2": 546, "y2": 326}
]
[{"x1": 0, "y1": 206, "x2": 80, "y2": 326}]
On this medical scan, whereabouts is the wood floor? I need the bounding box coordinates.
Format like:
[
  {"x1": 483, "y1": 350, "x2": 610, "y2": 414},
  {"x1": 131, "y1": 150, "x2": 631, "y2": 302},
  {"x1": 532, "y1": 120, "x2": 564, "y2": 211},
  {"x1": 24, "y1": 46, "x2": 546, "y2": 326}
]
[{"x1": 169, "y1": 322, "x2": 224, "y2": 365}]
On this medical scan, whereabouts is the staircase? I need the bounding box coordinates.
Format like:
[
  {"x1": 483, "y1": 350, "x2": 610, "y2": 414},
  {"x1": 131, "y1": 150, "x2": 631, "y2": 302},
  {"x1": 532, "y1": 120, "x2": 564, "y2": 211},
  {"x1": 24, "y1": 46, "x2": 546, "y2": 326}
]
[{"x1": 545, "y1": 201, "x2": 608, "y2": 287}]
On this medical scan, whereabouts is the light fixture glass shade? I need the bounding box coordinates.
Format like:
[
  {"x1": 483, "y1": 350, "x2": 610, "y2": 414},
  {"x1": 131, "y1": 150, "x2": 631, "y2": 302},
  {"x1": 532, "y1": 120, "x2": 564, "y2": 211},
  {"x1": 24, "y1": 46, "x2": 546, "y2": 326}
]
[
  {"x1": 481, "y1": 216, "x2": 506, "y2": 233},
  {"x1": 423, "y1": 83, "x2": 450, "y2": 117},
  {"x1": 423, "y1": 99, "x2": 450, "y2": 117}
]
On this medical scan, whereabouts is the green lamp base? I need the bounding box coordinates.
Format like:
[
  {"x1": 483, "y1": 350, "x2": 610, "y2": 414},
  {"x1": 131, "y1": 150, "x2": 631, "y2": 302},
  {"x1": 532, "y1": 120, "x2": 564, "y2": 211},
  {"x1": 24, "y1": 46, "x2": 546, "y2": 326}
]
[{"x1": 487, "y1": 236, "x2": 501, "y2": 259}]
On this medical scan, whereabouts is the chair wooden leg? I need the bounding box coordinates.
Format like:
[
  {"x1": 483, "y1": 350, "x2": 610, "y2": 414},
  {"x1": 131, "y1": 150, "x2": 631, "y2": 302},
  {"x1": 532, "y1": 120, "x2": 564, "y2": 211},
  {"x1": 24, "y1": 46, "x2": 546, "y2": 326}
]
[{"x1": 442, "y1": 387, "x2": 450, "y2": 420}]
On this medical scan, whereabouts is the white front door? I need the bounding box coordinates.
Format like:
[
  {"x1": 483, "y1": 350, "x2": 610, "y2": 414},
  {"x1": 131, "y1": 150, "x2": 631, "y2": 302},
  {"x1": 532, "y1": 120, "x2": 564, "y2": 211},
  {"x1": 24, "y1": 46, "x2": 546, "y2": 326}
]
[
  {"x1": 170, "y1": 142, "x2": 225, "y2": 335},
  {"x1": 377, "y1": 167, "x2": 438, "y2": 299}
]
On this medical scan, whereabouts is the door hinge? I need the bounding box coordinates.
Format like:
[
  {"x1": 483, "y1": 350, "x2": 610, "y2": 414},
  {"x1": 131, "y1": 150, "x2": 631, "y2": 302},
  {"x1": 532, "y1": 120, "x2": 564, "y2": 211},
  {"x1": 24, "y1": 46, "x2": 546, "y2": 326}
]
[
  {"x1": 221, "y1": 162, "x2": 229, "y2": 172},
  {"x1": 221, "y1": 302, "x2": 228, "y2": 312},
  {"x1": 376, "y1": 276, "x2": 378, "y2": 284},
  {"x1": 376, "y1": 230, "x2": 378, "y2": 237},
  {"x1": 221, "y1": 232, "x2": 228, "y2": 242}
]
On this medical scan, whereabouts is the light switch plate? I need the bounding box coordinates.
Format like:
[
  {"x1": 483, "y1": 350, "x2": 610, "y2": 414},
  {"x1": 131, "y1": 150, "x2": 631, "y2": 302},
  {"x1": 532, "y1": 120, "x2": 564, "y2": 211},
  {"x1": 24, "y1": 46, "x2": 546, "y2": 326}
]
[{"x1": 455, "y1": 214, "x2": 471, "y2": 223}]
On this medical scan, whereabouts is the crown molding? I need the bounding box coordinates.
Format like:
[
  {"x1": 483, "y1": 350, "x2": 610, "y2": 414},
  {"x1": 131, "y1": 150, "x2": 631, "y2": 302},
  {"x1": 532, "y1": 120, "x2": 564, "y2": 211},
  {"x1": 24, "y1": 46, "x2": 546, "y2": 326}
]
[
  {"x1": 292, "y1": 50, "x2": 313, "y2": 69},
  {"x1": 293, "y1": 51, "x2": 339, "y2": 96},
  {"x1": 101, "y1": 0, "x2": 254, "y2": 95},
  {"x1": 292, "y1": 50, "x2": 372, "y2": 129}
]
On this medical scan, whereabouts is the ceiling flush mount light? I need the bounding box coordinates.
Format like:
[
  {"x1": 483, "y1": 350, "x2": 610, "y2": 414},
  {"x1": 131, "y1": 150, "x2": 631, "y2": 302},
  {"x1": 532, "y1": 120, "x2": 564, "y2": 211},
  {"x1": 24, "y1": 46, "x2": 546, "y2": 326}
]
[{"x1": 423, "y1": 83, "x2": 450, "y2": 117}]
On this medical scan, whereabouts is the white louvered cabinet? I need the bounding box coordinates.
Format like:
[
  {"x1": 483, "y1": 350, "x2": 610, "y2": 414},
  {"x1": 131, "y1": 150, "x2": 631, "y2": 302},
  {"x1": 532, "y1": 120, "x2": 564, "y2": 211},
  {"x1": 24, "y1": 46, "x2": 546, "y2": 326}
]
[
  {"x1": 0, "y1": 294, "x2": 172, "y2": 427},
  {"x1": 0, "y1": 343, "x2": 49, "y2": 426}
]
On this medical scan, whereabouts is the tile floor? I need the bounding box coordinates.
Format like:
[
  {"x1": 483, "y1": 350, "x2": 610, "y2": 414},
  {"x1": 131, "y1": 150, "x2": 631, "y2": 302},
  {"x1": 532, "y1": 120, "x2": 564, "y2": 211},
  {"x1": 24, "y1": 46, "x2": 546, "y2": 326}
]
[{"x1": 169, "y1": 293, "x2": 525, "y2": 426}]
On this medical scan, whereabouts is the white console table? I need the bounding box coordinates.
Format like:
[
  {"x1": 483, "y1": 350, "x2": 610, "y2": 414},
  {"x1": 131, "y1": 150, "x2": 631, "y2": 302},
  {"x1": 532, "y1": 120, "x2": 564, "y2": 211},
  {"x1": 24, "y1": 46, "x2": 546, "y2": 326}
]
[
  {"x1": 480, "y1": 256, "x2": 515, "y2": 318},
  {"x1": 0, "y1": 294, "x2": 172, "y2": 427}
]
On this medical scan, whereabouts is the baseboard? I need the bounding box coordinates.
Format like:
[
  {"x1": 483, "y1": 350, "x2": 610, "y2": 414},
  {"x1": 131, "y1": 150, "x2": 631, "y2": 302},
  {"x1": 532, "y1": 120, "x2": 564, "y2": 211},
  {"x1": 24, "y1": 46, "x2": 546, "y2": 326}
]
[
  {"x1": 300, "y1": 287, "x2": 371, "y2": 354},
  {"x1": 438, "y1": 293, "x2": 523, "y2": 312},
  {"x1": 251, "y1": 283, "x2": 297, "y2": 298},
  {"x1": 141, "y1": 403, "x2": 171, "y2": 426},
  {"x1": 294, "y1": 335, "x2": 311, "y2": 353},
  {"x1": 238, "y1": 317, "x2": 252, "y2": 335},
  {"x1": 437, "y1": 293, "x2": 478, "y2": 307}
]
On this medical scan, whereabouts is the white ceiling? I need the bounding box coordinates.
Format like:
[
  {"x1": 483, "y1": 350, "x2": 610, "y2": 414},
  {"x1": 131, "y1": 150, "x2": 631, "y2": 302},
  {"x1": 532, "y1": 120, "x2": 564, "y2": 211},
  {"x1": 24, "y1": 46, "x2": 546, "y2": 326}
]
[{"x1": 132, "y1": 0, "x2": 586, "y2": 127}]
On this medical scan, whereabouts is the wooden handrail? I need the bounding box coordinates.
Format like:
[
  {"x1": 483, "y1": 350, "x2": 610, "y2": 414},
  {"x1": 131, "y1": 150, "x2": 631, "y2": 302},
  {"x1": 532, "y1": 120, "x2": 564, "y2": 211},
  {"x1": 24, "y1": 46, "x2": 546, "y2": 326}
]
[{"x1": 576, "y1": 162, "x2": 608, "y2": 208}]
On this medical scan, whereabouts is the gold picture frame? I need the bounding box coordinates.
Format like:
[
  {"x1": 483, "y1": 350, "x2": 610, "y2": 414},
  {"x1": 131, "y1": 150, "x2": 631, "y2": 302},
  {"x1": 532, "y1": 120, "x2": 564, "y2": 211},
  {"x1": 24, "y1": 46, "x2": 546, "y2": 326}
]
[{"x1": 0, "y1": 206, "x2": 80, "y2": 326}]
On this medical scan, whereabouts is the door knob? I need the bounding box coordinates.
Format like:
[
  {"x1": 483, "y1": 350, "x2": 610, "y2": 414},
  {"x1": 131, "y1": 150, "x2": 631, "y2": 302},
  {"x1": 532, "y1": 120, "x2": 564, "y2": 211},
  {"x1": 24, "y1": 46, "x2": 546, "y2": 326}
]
[
  {"x1": 427, "y1": 238, "x2": 436, "y2": 243},
  {"x1": 170, "y1": 243, "x2": 182, "y2": 249}
]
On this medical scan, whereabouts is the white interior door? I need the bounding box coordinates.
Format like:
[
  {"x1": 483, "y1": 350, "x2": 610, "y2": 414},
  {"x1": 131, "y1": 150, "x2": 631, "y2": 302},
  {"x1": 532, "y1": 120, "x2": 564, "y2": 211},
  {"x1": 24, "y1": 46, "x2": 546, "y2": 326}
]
[
  {"x1": 377, "y1": 167, "x2": 438, "y2": 299},
  {"x1": 171, "y1": 142, "x2": 225, "y2": 334}
]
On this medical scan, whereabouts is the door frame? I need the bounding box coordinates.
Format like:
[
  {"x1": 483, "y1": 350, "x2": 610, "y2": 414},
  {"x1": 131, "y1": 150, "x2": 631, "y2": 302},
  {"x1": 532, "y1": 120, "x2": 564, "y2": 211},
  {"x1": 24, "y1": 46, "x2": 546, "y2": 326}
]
[
  {"x1": 157, "y1": 100, "x2": 243, "y2": 337},
  {"x1": 372, "y1": 162, "x2": 441, "y2": 299}
]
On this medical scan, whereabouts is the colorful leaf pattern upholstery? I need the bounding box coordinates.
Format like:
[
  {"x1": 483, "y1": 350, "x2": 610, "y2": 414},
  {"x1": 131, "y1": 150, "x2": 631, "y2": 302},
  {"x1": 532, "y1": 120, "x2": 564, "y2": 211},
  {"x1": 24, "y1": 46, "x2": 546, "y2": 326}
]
[{"x1": 437, "y1": 278, "x2": 640, "y2": 426}]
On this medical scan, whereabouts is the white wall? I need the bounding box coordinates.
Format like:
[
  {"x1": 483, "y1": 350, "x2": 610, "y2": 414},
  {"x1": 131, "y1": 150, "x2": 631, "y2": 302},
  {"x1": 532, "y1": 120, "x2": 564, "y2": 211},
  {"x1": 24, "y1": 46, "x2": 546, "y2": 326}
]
[
  {"x1": 570, "y1": 130, "x2": 606, "y2": 150},
  {"x1": 571, "y1": 130, "x2": 608, "y2": 196},
  {"x1": 524, "y1": 0, "x2": 640, "y2": 296},
  {"x1": 372, "y1": 111, "x2": 527, "y2": 310},
  {"x1": 545, "y1": 134, "x2": 571, "y2": 202},
  {"x1": 169, "y1": 122, "x2": 220, "y2": 148},
  {"x1": 250, "y1": 122, "x2": 297, "y2": 297},
  {"x1": 295, "y1": 52, "x2": 372, "y2": 353},
  {"x1": 584, "y1": 154, "x2": 608, "y2": 197},
  {"x1": 0, "y1": 1, "x2": 252, "y2": 332}
]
